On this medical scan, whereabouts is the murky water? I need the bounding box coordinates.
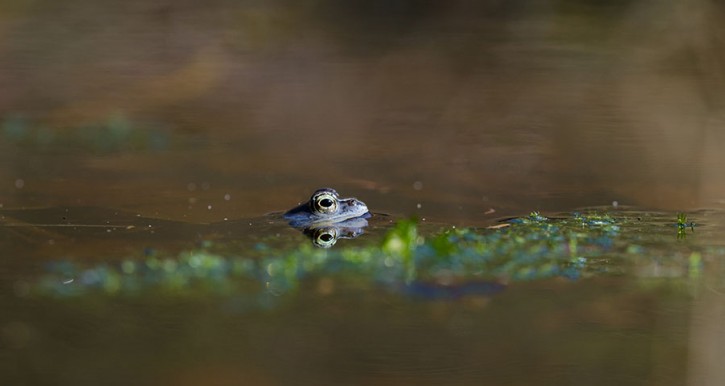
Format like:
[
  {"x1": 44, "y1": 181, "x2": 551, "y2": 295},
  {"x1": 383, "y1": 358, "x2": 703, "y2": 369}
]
[
  {"x1": 0, "y1": 278, "x2": 698, "y2": 386},
  {"x1": 2, "y1": 1, "x2": 725, "y2": 385}
]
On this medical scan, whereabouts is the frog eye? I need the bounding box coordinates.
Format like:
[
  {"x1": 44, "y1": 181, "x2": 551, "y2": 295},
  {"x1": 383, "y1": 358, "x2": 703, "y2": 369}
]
[
  {"x1": 312, "y1": 192, "x2": 338, "y2": 214},
  {"x1": 313, "y1": 228, "x2": 338, "y2": 248}
]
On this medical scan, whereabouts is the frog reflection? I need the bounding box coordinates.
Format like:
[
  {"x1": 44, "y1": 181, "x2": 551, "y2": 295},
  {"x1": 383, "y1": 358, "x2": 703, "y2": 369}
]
[
  {"x1": 301, "y1": 216, "x2": 369, "y2": 248},
  {"x1": 284, "y1": 188, "x2": 371, "y2": 247}
]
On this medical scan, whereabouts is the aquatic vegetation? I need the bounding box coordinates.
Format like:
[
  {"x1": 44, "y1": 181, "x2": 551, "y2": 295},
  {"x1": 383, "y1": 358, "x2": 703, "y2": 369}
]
[
  {"x1": 31, "y1": 210, "x2": 716, "y2": 304},
  {"x1": 676, "y1": 212, "x2": 696, "y2": 239}
]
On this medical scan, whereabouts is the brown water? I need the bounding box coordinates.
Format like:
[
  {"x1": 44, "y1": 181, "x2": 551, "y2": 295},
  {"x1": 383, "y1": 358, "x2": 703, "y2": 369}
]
[{"x1": 2, "y1": 1, "x2": 725, "y2": 385}]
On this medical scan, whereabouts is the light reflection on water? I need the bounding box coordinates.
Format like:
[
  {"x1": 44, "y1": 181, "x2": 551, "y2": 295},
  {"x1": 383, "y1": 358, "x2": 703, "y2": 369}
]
[{"x1": 2, "y1": 0, "x2": 725, "y2": 385}]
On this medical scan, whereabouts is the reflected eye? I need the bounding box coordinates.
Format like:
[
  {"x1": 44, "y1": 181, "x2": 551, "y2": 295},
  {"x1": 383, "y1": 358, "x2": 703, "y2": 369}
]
[
  {"x1": 313, "y1": 228, "x2": 337, "y2": 248},
  {"x1": 312, "y1": 193, "x2": 338, "y2": 214}
]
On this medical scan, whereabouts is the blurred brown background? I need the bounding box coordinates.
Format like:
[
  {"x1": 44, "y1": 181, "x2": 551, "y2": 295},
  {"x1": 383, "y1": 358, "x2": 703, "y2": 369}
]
[{"x1": 1, "y1": 0, "x2": 724, "y2": 223}]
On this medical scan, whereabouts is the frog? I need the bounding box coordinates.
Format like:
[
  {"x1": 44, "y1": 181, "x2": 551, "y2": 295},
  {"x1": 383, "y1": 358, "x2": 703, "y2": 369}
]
[{"x1": 283, "y1": 188, "x2": 371, "y2": 228}]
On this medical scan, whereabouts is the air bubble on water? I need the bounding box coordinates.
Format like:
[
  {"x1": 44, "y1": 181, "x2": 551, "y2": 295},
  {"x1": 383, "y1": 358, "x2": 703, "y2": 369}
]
[
  {"x1": 224, "y1": 193, "x2": 231, "y2": 201},
  {"x1": 416, "y1": 203, "x2": 422, "y2": 209},
  {"x1": 612, "y1": 200, "x2": 619, "y2": 208},
  {"x1": 413, "y1": 181, "x2": 423, "y2": 190},
  {"x1": 14, "y1": 179, "x2": 24, "y2": 189},
  {"x1": 207, "y1": 205, "x2": 212, "y2": 210}
]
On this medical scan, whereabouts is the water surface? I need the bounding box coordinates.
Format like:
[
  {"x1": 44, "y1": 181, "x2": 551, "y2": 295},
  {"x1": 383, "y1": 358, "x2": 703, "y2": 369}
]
[{"x1": 2, "y1": 1, "x2": 725, "y2": 385}]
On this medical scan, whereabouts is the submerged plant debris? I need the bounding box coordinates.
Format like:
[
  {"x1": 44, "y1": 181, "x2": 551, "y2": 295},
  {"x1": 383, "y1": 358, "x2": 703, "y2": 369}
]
[{"x1": 34, "y1": 211, "x2": 721, "y2": 303}]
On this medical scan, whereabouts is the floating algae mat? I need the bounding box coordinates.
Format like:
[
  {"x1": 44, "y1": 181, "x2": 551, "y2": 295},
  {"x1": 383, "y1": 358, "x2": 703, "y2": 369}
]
[{"x1": 32, "y1": 209, "x2": 725, "y2": 302}]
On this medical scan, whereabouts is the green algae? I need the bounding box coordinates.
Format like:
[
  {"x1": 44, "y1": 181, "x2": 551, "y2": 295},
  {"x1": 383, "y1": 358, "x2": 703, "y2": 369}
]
[
  {"x1": 34, "y1": 210, "x2": 723, "y2": 301},
  {"x1": 676, "y1": 212, "x2": 696, "y2": 239}
]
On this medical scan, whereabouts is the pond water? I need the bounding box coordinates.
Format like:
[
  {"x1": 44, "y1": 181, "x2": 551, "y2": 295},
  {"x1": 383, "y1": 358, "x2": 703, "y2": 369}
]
[{"x1": 2, "y1": 1, "x2": 725, "y2": 385}]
